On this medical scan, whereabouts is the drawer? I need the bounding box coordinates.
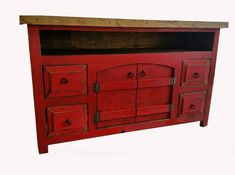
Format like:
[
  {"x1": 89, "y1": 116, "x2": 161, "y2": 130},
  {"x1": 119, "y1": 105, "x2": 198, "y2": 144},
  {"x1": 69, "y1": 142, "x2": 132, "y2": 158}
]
[
  {"x1": 43, "y1": 65, "x2": 87, "y2": 98},
  {"x1": 178, "y1": 92, "x2": 206, "y2": 118},
  {"x1": 47, "y1": 104, "x2": 87, "y2": 137},
  {"x1": 181, "y1": 60, "x2": 210, "y2": 86}
]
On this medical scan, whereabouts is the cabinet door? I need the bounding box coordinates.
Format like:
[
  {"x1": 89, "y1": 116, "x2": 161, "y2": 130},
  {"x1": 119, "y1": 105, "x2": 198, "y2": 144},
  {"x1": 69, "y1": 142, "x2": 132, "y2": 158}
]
[
  {"x1": 137, "y1": 64, "x2": 175, "y2": 122},
  {"x1": 96, "y1": 65, "x2": 137, "y2": 128}
]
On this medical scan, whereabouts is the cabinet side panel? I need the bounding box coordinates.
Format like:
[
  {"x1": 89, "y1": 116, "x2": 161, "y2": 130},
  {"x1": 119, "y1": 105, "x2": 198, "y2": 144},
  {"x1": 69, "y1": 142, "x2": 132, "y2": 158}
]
[
  {"x1": 28, "y1": 25, "x2": 48, "y2": 153},
  {"x1": 200, "y1": 30, "x2": 220, "y2": 127}
]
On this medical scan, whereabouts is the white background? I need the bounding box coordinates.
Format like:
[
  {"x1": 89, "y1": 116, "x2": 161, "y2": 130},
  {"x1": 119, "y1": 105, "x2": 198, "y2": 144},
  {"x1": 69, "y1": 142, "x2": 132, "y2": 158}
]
[{"x1": 0, "y1": 0, "x2": 234, "y2": 174}]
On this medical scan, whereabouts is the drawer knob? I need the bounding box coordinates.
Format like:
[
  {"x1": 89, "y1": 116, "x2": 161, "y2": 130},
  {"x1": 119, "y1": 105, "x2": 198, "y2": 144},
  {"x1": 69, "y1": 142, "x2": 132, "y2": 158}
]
[
  {"x1": 193, "y1": 72, "x2": 200, "y2": 78},
  {"x1": 64, "y1": 119, "x2": 72, "y2": 126},
  {"x1": 190, "y1": 104, "x2": 196, "y2": 110},
  {"x1": 140, "y1": 70, "x2": 146, "y2": 77},
  {"x1": 60, "y1": 77, "x2": 69, "y2": 84},
  {"x1": 127, "y1": 72, "x2": 134, "y2": 78}
]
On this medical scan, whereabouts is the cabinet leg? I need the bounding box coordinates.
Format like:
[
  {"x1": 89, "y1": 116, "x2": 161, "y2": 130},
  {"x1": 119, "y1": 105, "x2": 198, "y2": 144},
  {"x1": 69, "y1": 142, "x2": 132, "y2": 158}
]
[
  {"x1": 200, "y1": 118, "x2": 208, "y2": 127},
  {"x1": 38, "y1": 144, "x2": 48, "y2": 154}
]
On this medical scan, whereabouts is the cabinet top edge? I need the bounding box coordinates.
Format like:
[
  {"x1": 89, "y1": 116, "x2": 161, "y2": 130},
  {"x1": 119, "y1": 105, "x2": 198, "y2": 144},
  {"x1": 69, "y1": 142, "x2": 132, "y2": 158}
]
[{"x1": 19, "y1": 15, "x2": 229, "y2": 29}]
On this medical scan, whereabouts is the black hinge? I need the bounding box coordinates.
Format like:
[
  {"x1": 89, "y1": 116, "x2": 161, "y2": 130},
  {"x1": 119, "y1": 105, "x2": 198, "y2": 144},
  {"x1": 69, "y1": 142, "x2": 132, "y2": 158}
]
[
  {"x1": 169, "y1": 104, "x2": 174, "y2": 111},
  {"x1": 170, "y1": 77, "x2": 176, "y2": 86},
  {"x1": 94, "y1": 82, "x2": 100, "y2": 93},
  {"x1": 94, "y1": 112, "x2": 100, "y2": 123}
]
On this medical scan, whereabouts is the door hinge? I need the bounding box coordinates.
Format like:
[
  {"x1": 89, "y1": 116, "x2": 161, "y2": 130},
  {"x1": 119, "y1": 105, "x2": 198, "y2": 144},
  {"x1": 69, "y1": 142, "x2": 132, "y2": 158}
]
[
  {"x1": 170, "y1": 77, "x2": 176, "y2": 86},
  {"x1": 169, "y1": 104, "x2": 174, "y2": 111},
  {"x1": 94, "y1": 112, "x2": 100, "y2": 123},
  {"x1": 94, "y1": 82, "x2": 100, "y2": 93}
]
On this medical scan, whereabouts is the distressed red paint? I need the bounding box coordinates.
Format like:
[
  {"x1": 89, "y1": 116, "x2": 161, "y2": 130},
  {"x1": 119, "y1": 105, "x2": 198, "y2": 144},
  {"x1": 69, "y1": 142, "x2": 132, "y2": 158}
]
[{"x1": 26, "y1": 25, "x2": 220, "y2": 154}]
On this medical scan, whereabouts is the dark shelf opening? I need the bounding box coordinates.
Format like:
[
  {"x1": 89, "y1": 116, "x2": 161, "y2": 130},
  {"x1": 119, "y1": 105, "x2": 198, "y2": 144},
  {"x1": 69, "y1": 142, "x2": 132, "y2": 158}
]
[{"x1": 40, "y1": 30, "x2": 214, "y2": 55}]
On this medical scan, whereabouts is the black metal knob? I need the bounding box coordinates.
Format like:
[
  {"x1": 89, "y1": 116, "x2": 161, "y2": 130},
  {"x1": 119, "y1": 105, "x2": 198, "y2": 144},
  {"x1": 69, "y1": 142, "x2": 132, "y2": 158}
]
[
  {"x1": 64, "y1": 119, "x2": 72, "y2": 126},
  {"x1": 127, "y1": 72, "x2": 134, "y2": 78},
  {"x1": 193, "y1": 72, "x2": 200, "y2": 78},
  {"x1": 140, "y1": 70, "x2": 146, "y2": 77},
  {"x1": 60, "y1": 77, "x2": 68, "y2": 84},
  {"x1": 190, "y1": 104, "x2": 196, "y2": 110}
]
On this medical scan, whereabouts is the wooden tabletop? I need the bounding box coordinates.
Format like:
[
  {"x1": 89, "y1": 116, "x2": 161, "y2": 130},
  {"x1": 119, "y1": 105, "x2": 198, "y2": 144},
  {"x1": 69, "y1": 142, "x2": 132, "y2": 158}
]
[{"x1": 20, "y1": 15, "x2": 228, "y2": 29}]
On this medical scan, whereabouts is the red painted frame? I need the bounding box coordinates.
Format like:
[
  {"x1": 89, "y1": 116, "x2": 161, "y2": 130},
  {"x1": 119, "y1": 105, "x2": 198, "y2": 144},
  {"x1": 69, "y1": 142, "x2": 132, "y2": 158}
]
[{"x1": 27, "y1": 25, "x2": 220, "y2": 153}]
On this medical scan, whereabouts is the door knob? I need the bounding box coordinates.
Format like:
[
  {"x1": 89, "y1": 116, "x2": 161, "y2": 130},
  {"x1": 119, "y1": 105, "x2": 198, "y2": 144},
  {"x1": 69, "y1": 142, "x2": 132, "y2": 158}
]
[
  {"x1": 64, "y1": 119, "x2": 72, "y2": 126},
  {"x1": 193, "y1": 72, "x2": 200, "y2": 78},
  {"x1": 190, "y1": 104, "x2": 196, "y2": 110},
  {"x1": 60, "y1": 77, "x2": 69, "y2": 84},
  {"x1": 140, "y1": 70, "x2": 146, "y2": 77},
  {"x1": 127, "y1": 72, "x2": 134, "y2": 78}
]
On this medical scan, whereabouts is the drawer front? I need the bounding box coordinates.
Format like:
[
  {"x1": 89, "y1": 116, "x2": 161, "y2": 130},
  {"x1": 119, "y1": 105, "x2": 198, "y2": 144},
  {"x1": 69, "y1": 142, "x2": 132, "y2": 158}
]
[
  {"x1": 43, "y1": 65, "x2": 87, "y2": 98},
  {"x1": 47, "y1": 104, "x2": 87, "y2": 137},
  {"x1": 178, "y1": 92, "x2": 206, "y2": 118},
  {"x1": 181, "y1": 60, "x2": 210, "y2": 86}
]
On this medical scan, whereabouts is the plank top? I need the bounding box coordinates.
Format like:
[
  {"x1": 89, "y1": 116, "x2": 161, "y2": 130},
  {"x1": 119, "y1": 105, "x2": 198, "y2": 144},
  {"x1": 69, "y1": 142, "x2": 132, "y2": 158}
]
[{"x1": 20, "y1": 15, "x2": 228, "y2": 29}]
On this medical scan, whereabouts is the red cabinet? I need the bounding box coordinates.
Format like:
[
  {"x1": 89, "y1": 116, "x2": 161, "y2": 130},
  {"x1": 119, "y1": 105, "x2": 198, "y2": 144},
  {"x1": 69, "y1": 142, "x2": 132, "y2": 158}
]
[{"x1": 20, "y1": 15, "x2": 228, "y2": 153}]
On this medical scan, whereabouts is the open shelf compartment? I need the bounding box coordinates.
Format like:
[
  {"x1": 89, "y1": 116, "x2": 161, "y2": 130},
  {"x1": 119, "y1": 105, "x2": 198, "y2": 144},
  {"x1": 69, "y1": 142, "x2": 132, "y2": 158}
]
[{"x1": 40, "y1": 30, "x2": 214, "y2": 55}]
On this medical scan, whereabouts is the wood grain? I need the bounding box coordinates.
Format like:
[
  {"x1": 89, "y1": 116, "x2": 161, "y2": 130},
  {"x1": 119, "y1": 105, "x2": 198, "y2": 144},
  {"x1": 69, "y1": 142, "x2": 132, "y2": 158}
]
[{"x1": 20, "y1": 15, "x2": 228, "y2": 28}]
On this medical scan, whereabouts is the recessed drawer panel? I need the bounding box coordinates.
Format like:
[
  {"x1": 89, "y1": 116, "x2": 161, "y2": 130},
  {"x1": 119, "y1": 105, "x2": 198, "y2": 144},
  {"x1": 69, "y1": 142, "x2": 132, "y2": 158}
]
[
  {"x1": 43, "y1": 65, "x2": 87, "y2": 98},
  {"x1": 178, "y1": 92, "x2": 206, "y2": 118},
  {"x1": 47, "y1": 104, "x2": 87, "y2": 137},
  {"x1": 181, "y1": 60, "x2": 210, "y2": 86}
]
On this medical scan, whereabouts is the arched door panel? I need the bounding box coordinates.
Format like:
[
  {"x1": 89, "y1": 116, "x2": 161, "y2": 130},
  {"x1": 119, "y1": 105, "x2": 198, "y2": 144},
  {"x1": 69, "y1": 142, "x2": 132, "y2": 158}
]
[
  {"x1": 96, "y1": 65, "x2": 137, "y2": 128},
  {"x1": 137, "y1": 64, "x2": 174, "y2": 122}
]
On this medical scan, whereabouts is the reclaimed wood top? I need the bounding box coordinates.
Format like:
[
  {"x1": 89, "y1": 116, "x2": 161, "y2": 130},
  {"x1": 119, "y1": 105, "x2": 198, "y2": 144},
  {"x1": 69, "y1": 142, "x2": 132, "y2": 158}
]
[{"x1": 20, "y1": 15, "x2": 228, "y2": 29}]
